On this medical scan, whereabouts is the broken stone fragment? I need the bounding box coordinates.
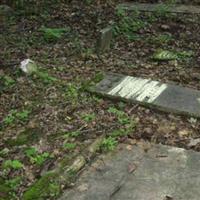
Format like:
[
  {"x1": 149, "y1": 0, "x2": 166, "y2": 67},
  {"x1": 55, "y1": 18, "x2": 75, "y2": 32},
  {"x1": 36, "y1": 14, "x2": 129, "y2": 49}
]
[{"x1": 20, "y1": 59, "x2": 38, "y2": 75}]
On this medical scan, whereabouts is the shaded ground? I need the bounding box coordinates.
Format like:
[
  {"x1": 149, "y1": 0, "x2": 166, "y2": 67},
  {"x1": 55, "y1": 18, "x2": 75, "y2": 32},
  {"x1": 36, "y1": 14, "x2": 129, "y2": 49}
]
[{"x1": 1, "y1": 0, "x2": 200, "y2": 199}]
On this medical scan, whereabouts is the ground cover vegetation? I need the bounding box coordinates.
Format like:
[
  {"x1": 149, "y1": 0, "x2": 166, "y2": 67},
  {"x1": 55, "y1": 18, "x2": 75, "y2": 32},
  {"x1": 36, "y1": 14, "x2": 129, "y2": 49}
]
[{"x1": 1, "y1": 0, "x2": 200, "y2": 199}]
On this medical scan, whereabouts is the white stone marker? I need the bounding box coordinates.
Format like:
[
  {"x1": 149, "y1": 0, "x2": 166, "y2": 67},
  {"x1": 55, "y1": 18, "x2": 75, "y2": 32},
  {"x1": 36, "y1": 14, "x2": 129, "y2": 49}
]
[{"x1": 91, "y1": 73, "x2": 200, "y2": 117}]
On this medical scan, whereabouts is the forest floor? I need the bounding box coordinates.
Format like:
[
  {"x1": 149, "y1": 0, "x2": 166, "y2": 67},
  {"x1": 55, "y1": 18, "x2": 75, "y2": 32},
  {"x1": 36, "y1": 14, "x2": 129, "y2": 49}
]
[{"x1": 1, "y1": 0, "x2": 200, "y2": 199}]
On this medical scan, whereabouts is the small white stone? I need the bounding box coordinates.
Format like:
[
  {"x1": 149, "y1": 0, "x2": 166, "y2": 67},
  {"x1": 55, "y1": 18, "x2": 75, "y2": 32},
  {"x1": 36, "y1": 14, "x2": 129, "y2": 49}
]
[{"x1": 20, "y1": 59, "x2": 37, "y2": 74}]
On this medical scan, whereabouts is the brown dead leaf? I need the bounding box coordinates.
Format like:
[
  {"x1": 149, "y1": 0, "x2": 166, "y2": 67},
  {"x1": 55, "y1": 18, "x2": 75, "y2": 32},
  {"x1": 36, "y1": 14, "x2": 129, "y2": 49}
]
[{"x1": 128, "y1": 163, "x2": 137, "y2": 173}]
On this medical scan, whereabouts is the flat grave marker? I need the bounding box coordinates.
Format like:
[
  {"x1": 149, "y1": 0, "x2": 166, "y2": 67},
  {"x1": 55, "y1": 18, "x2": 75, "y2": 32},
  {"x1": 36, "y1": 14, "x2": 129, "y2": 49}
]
[
  {"x1": 91, "y1": 73, "x2": 200, "y2": 118},
  {"x1": 117, "y1": 3, "x2": 200, "y2": 14}
]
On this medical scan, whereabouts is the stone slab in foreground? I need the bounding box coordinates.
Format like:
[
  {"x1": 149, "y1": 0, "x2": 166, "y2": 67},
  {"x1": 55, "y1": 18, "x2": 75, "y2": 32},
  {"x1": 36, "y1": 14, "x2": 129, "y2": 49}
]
[
  {"x1": 59, "y1": 144, "x2": 200, "y2": 200},
  {"x1": 92, "y1": 73, "x2": 200, "y2": 117},
  {"x1": 117, "y1": 3, "x2": 200, "y2": 14}
]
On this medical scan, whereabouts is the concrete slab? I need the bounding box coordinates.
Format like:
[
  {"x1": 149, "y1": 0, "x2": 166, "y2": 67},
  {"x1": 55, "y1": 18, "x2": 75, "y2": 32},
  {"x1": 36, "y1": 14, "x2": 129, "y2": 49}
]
[
  {"x1": 117, "y1": 3, "x2": 200, "y2": 14},
  {"x1": 91, "y1": 73, "x2": 200, "y2": 118},
  {"x1": 59, "y1": 144, "x2": 200, "y2": 200}
]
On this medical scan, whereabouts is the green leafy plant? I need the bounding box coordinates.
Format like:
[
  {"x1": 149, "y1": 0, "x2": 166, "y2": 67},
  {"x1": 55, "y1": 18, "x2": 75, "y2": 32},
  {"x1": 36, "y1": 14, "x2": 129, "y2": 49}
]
[
  {"x1": 40, "y1": 27, "x2": 70, "y2": 42},
  {"x1": 154, "y1": 1, "x2": 176, "y2": 18},
  {"x1": 15, "y1": 110, "x2": 30, "y2": 121},
  {"x1": 108, "y1": 107, "x2": 130, "y2": 125},
  {"x1": 155, "y1": 4, "x2": 171, "y2": 17},
  {"x1": 49, "y1": 183, "x2": 61, "y2": 197},
  {"x1": 3, "y1": 109, "x2": 30, "y2": 126},
  {"x1": 63, "y1": 143, "x2": 76, "y2": 150},
  {"x1": 0, "y1": 75, "x2": 15, "y2": 88},
  {"x1": 148, "y1": 34, "x2": 173, "y2": 44},
  {"x1": 81, "y1": 113, "x2": 96, "y2": 122},
  {"x1": 0, "y1": 148, "x2": 9, "y2": 157},
  {"x1": 3, "y1": 111, "x2": 16, "y2": 125},
  {"x1": 68, "y1": 131, "x2": 81, "y2": 138},
  {"x1": 36, "y1": 71, "x2": 57, "y2": 84},
  {"x1": 85, "y1": 0, "x2": 93, "y2": 4},
  {"x1": 25, "y1": 147, "x2": 50, "y2": 166},
  {"x1": 114, "y1": 8, "x2": 146, "y2": 41},
  {"x1": 108, "y1": 107, "x2": 136, "y2": 137},
  {"x1": 65, "y1": 83, "x2": 79, "y2": 100},
  {"x1": 5, "y1": 177, "x2": 22, "y2": 191},
  {"x1": 3, "y1": 160, "x2": 23, "y2": 170},
  {"x1": 62, "y1": 131, "x2": 81, "y2": 139},
  {"x1": 101, "y1": 137, "x2": 118, "y2": 151},
  {"x1": 111, "y1": 128, "x2": 130, "y2": 137},
  {"x1": 152, "y1": 50, "x2": 193, "y2": 61}
]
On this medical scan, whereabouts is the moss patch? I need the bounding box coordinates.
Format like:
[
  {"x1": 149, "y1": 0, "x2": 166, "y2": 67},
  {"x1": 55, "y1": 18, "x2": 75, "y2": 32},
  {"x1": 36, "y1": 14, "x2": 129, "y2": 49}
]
[
  {"x1": 22, "y1": 171, "x2": 60, "y2": 200},
  {"x1": 0, "y1": 178, "x2": 12, "y2": 200},
  {"x1": 5, "y1": 128, "x2": 41, "y2": 147}
]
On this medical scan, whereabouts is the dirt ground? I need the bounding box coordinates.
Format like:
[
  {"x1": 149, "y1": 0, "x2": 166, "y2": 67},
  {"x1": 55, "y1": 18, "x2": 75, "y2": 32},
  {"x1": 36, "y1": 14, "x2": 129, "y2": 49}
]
[{"x1": 1, "y1": 0, "x2": 200, "y2": 199}]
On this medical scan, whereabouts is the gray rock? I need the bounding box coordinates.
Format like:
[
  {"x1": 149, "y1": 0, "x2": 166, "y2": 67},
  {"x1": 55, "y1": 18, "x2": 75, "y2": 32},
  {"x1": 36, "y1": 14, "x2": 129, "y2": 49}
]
[{"x1": 59, "y1": 144, "x2": 200, "y2": 200}]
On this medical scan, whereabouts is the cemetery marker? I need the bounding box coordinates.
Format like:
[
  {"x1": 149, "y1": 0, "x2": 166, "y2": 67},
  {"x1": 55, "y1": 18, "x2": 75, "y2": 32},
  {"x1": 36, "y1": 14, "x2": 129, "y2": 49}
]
[
  {"x1": 91, "y1": 73, "x2": 200, "y2": 117},
  {"x1": 117, "y1": 3, "x2": 200, "y2": 14}
]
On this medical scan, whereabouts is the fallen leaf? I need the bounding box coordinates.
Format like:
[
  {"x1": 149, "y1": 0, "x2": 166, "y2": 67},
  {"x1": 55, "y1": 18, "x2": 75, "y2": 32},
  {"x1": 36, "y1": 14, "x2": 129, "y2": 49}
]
[{"x1": 128, "y1": 163, "x2": 137, "y2": 173}]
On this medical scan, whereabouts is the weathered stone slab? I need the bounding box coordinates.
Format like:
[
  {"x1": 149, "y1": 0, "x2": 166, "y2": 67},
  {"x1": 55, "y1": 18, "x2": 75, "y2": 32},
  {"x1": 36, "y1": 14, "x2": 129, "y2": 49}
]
[
  {"x1": 91, "y1": 73, "x2": 200, "y2": 117},
  {"x1": 96, "y1": 26, "x2": 113, "y2": 54},
  {"x1": 59, "y1": 144, "x2": 200, "y2": 200},
  {"x1": 117, "y1": 3, "x2": 200, "y2": 14}
]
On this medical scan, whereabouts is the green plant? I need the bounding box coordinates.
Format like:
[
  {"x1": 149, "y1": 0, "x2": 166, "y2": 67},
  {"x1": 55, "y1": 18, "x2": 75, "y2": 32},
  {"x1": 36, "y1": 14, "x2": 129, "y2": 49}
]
[
  {"x1": 148, "y1": 34, "x2": 173, "y2": 44},
  {"x1": 101, "y1": 137, "x2": 118, "y2": 151},
  {"x1": 62, "y1": 130, "x2": 81, "y2": 139},
  {"x1": 84, "y1": 0, "x2": 93, "y2": 4},
  {"x1": 63, "y1": 143, "x2": 76, "y2": 150},
  {"x1": 0, "y1": 148, "x2": 9, "y2": 157},
  {"x1": 108, "y1": 107, "x2": 130, "y2": 125},
  {"x1": 68, "y1": 131, "x2": 81, "y2": 138},
  {"x1": 155, "y1": 4, "x2": 171, "y2": 17},
  {"x1": 3, "y1": 160, "x2": 23, "y2": 170},
  {"x1": 154, "y1": 0, "x2": 176, "y2": 18},
  {"x1": 40, "y1": 27, "x2": 70, "y2": 42},
  {"x1": 49, "y1": 183, "x2": 60, "y2": 197},
  {"x1": 81, "y1": 113, "x2": 96, "y2": 122},
  {"x1": 25, "y1": 147, "x2": 50, "y2": 166},
  {"x1": 81, "y1": 47, "x2": 94, "y2": 59},
  {"x1": 0, "y1": 75, "x2": 15, "y2": 88},
  {"x1": 3, "y1": 109, "x2": 30, "y2": 126},
  {"x1": 152, "y1": 50, "x2": 193, "y2": 61},
  {"x1": 5, "y1": 177, "x2": 22, "y2": 191},
  {"x1": 65, "y1": 83, "x2": 79, "y2": 100},
  {"x1": 116, "y1": 6, "x2": 126, "y2": 18},
  {"x1": 15, "y1": 110, "x2": 30, "y2": 121},
  {"x1": 114, "y1": 8, "x2": 146, "y2": 41},
  {"x1": 36, "y1": 71, "x2": 57, "y2": 84},
  {"x1": 111, "y1": 128, "x2": 130, "y2": 137},
  {"x1": 3, "y1": 111, "x2": 16, "y2": 125}
]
